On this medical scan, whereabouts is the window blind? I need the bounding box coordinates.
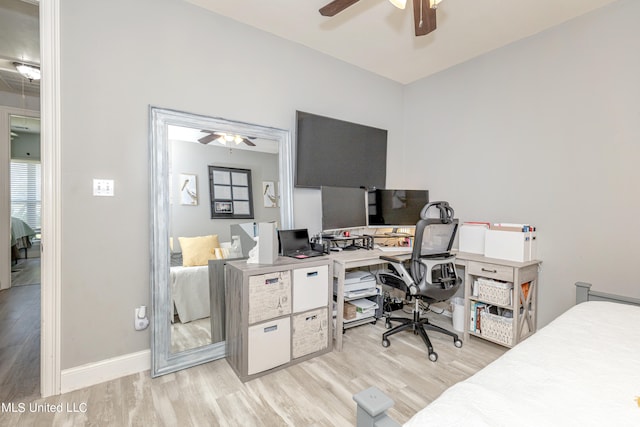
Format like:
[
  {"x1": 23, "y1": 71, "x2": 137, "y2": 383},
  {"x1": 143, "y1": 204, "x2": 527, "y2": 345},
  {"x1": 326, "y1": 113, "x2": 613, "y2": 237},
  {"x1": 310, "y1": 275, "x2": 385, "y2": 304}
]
[{"x1": 10, "y1": 160, "x2": 41, "y2": 230}]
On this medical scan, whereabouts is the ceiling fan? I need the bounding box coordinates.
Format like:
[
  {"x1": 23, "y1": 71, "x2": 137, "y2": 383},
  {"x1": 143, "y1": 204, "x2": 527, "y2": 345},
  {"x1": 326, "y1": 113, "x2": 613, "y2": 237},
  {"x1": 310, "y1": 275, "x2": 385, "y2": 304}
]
[
  {"x1": 319, "y1": 0, "x2": 442, "y2": 36},
  {"x1": 198, "y1": 131, "x2": 256, "y2": 147}
]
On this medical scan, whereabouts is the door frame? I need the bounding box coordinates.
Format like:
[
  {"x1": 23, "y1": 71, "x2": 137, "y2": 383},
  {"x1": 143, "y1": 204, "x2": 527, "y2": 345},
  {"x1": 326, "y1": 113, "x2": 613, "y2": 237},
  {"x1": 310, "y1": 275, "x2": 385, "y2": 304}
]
[{"x1": 40, "y1": 0, "x2": 62, "y2": 397}]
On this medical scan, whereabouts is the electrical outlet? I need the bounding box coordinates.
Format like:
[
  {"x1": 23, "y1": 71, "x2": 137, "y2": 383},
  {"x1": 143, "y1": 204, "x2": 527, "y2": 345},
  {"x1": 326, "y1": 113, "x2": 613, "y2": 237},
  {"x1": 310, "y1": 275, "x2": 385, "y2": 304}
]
[{"x1": 134, "y1": 305, "x2": 149, "y2": 331}]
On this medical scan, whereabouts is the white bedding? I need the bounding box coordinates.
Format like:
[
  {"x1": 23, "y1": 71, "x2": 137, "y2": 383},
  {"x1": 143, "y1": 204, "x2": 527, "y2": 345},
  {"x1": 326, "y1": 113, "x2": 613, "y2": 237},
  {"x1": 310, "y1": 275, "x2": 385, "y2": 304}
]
[
  {"x1": 170, "y1": 265, "x2": 210, "y2": 323},
  {"x1": 405, "y1": 301, "x2": 640, "y2": 427}
]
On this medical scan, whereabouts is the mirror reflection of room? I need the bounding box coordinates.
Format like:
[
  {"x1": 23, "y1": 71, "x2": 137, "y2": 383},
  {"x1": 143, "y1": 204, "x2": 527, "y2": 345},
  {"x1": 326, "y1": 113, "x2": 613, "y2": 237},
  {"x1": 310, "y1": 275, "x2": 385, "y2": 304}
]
[{"x1": 167, "y1": 124, "x2": 280, "y2": 354}]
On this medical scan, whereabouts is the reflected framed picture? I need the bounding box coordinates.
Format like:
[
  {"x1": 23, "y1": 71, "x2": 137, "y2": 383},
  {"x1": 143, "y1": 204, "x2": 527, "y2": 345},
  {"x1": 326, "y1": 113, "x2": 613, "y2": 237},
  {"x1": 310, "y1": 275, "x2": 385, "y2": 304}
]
[
  {"x1": 214, "y1": 201, "x2": 233, "y2": 214},
  {"x1": 179, "y1": 173, "x2": 198, "y2": 206},
  {"x1": 209, "y1": 165, "x2": 254, "y2": 219},
  {"x1": 263, "y1": 181, "x2": 277, "y2": 208}
]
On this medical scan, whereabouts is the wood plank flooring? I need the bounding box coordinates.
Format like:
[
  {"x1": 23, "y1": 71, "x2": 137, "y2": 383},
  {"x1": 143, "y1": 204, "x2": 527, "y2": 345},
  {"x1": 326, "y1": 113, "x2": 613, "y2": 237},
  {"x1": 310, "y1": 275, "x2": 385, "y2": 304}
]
[
  {"x1": 171, "y1": 317, "x2": 213, "y2": 353},
  {"x1": 0, "y1": 310, "x2": 506, "y2": 426},
  {"x1": 1, "y1": 257, "x2": 41, "y2": 405},
  {"x1": 10, "y1": 258, "x2": 41, "y2": 287},
  {"x1": 0, "y1": 284, "x2": 41, "y2": 404}
]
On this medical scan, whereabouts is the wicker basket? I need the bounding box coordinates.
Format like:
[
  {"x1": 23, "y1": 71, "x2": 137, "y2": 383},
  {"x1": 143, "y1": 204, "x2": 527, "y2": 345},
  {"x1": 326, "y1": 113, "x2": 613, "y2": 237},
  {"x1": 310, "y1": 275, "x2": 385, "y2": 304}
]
[
  {"x1": 480, "y1": 311, "x2": 513, "y2": 346},
  {"x1": 476, "y1": 278, "x2": 513, "y2": 306}
]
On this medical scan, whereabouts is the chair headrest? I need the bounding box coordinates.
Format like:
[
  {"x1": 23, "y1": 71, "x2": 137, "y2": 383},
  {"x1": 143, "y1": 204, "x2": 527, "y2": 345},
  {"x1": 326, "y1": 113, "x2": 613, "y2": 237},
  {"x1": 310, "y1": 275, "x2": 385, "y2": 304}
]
[{"x1": 420, "y1": 201, "x2": 455, "y2": 224}]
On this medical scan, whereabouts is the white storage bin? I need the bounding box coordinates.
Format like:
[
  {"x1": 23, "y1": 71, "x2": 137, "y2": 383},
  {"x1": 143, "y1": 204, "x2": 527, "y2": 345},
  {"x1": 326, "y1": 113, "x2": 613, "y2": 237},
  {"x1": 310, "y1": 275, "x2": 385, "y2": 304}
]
[
  {"x1": 459, "y1": 224, "x2": 488, "y2": 254},
  {"x1": 484, "y1": 229, "x2": 537, "y2": 262},
  {"x1": 293, "y1": 265, "x2": 329, "y2": 313},
  {"x1": 247, "y1": 317, "x2": 291, "y2": 375}
]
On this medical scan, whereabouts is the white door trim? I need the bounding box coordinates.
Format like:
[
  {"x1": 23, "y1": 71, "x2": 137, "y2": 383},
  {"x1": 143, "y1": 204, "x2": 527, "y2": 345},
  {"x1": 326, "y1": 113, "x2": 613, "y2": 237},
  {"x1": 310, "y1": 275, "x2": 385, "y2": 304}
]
[{"x1": 40, "y1": 0, "x2": 62, "y2": 397}]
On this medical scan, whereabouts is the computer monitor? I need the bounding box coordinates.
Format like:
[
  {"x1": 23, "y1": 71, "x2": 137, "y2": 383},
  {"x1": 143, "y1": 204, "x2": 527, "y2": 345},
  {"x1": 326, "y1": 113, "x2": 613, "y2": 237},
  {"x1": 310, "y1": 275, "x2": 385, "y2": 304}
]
[
  {"x1": 321, "y1": 186, "x2": 368, "y2": 232},
  {"x1": 368, "y1": 189, "x2": 429, "y2": 229}
]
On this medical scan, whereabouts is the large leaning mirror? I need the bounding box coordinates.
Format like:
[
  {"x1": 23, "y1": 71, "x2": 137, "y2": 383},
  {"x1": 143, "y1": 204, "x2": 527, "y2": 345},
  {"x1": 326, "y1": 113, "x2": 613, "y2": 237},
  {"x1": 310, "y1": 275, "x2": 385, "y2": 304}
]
[{"x1": 150, "y1": 107, "x2": 293, "y2": 377}]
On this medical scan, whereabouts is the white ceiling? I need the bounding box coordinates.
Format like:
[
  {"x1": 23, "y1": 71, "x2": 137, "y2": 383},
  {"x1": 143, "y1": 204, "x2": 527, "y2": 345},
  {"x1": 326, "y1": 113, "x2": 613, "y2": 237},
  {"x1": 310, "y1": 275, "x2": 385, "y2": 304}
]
[
  {"x1": 0, "y1": 0, "x2": 621, "y2": 95},
  {"x1": 168, "y1": 125, "x2": 279, "y2": 154},
  {"x1": 185, "y1": 0, "x2": 620, "y2": 84},
  {"x1": 0, "y1": 0, "x2": 40, "y2": 96}
]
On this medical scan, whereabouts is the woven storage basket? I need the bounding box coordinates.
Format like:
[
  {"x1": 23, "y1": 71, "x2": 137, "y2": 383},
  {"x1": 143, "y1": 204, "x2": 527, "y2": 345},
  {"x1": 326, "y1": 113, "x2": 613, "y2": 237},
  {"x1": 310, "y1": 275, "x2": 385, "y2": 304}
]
[
  {"x1": 480, "y1": 311, "x2": 513, "y2": 346},
  {"x1": 477, "y1": 278, "x2": 512, "y2": 305}
]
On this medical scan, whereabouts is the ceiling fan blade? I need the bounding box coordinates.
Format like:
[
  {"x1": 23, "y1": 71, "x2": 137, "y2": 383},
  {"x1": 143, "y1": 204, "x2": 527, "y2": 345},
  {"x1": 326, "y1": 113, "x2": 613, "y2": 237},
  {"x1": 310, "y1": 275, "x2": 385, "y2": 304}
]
[
  {"x1": 413, "y1": 0, "x2": 437, "y2": 36},
  {"x1": 198, "y1": 133, "x2": 217, "y2": 144},
  {"x1": 319, "y1": 0, "x2": 360, "y2": 17},
  {"x1": 242, "y1": 138, "x2": 256, "y2": 147}
]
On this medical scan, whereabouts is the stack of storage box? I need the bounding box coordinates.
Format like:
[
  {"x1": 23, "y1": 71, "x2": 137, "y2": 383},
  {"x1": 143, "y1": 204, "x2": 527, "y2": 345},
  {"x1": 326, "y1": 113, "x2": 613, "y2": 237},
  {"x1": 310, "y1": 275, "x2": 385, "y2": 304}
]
[{"x1": 459, "y1": 222, "x2": 537, "y2": 262}]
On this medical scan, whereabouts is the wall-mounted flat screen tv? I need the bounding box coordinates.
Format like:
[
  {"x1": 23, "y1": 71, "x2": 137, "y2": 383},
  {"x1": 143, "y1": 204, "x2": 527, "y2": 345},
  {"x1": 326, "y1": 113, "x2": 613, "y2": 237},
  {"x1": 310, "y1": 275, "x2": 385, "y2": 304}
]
[
  {"x1": 368, "y1": 189, "x2": 429, "y2": 228},
  {"x1": 295, "y1": 111, "x2": 387, "y2": 189}
]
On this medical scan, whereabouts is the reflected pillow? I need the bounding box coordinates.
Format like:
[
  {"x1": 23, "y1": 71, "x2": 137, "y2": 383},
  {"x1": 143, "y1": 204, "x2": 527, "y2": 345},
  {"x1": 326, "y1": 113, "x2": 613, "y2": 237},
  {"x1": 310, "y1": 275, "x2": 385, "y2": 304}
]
[{"x1": 178, "y1": 235, "x2": 221, "y2": 266}]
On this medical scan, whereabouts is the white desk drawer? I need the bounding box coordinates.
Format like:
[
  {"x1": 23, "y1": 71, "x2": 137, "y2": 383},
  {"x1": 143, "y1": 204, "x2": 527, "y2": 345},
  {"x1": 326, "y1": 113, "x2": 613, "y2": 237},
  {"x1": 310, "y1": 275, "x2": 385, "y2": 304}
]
[
  {"x1": 247, "y1": 317, "x2": 291, "y2": 375},
  {"x1": 468, "y1": 261, "x2": 513, "y2": 282},
  {"x1": 292, "y1": 265, "x2": 329, "y2": 313}
]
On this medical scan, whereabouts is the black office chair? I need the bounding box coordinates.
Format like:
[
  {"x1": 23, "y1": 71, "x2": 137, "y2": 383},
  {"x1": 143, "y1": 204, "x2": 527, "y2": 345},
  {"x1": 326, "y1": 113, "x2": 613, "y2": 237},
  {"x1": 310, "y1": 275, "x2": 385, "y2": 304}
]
[{"x1": 378, "y1": 201, "x2": 463, "y2": 362}]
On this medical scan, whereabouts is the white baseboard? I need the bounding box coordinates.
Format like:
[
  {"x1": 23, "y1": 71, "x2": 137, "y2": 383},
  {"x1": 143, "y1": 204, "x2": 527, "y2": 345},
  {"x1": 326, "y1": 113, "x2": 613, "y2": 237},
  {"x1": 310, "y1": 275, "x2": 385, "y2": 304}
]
[{"x1": 60, "y1": 349, "x2": 150, "y2": 394}]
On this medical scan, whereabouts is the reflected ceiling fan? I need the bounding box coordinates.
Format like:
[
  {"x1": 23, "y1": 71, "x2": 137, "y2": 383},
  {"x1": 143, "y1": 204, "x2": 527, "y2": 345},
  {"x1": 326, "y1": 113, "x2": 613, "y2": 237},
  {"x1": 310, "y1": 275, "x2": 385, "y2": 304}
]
[
  {"x1": 320, "y1": 0, "x2": 443, "y2": 36},
  {"x1": 198, "y1": 130, "x2": 256, "y2": 147}
]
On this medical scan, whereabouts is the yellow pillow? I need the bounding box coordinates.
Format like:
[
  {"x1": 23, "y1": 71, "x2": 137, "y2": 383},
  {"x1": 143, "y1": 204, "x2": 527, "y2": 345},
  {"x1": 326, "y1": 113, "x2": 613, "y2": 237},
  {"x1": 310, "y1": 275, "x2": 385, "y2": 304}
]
[{"x1": 178, "y1": 235, "x2": 220, "y2": 267}]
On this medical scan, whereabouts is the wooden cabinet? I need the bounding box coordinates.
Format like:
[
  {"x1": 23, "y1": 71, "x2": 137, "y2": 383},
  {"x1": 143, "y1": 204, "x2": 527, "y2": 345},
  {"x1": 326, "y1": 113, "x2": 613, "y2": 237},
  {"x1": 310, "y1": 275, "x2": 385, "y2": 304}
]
[
  {"x1": 225, "y1": 257, "x2": 332, "y2": 382},
  {"x1": 458, "y1": 253, "x2": 541, "y2": 348}
]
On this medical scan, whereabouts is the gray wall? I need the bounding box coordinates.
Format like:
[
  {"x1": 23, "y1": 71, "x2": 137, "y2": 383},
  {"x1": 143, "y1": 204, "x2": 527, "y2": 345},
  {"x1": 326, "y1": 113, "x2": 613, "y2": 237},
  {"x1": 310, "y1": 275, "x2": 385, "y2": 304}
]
[
  {"x1": 59, "y1": 0, "x2": 639, "y2": 369},
  {"x1": 170, "y1": 139, "x2": 279, "y2": 245},
  {"x1": 59, "y1": 0, "x2": 403, "y2": 368},
  {"x1": 401, "y1": 0, "x2": 640, "y2": 326},
  {"x1": 0, "y1": 92, "x2": 39, "y2": 111}
]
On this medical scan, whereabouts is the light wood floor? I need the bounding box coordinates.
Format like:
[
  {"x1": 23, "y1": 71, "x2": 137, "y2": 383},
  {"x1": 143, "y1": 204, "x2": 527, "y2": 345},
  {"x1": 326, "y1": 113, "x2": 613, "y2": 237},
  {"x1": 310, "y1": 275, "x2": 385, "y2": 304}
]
[
  {"x1": 0, "y1": 310, "x2": 506, "y2": 426},
  {"x1": 171, "y1": 317, "x2": 214, "y2": 353}
]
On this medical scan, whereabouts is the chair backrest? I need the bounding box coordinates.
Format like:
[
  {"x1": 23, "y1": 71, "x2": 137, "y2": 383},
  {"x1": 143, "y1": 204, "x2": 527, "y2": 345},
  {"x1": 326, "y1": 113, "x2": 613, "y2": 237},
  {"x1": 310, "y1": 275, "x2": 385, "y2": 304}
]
[{"x1": 409, "y1": 202, "x2": 461, "y2": 300}]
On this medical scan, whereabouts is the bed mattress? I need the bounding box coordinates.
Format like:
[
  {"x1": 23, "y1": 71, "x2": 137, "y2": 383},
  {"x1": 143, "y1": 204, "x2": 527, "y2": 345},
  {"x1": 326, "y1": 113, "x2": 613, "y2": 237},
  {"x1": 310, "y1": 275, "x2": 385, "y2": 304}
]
[{"x1": 405, "y1": 301, "x2": 640, "y2": 426}]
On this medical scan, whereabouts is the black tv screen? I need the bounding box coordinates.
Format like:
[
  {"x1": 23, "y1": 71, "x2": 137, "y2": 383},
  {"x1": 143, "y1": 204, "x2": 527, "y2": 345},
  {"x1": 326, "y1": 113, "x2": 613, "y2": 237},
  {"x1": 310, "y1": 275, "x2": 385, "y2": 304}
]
[
  {"x1": 321, "y1": 186, "x2": 367, "y2": 231},
  {"x1": 368, "y1": 189, "x2": 429, "y2": 227},
  {"x1": 295, "y1": 111, "x2": 387, "y2": 189}
]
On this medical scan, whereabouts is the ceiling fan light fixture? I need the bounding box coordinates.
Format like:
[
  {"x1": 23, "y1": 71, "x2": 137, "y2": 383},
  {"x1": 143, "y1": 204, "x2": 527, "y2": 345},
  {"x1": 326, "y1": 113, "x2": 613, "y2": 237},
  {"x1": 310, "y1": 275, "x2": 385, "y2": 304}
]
[
  {"x1": 234, "y1": 135, "x2": 243, "y2": 145},
  {"x1": 216, "y1": 136, "x2": 227, "y2": 145},
  {"x1": 389, "y1": 0, "x2": 407, "y2": 9},
  {"x1": 13, "y1": 62, "x2": 41, "y2": 81},
  {"x1": 429, "y1": 0, "x2": 443, "y2": 8}
]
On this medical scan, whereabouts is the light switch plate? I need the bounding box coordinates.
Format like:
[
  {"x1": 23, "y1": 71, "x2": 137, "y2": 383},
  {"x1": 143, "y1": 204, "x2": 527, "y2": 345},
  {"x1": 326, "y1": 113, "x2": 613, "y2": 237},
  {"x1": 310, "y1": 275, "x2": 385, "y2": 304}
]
[{"x1": 93, "y1": 179, "x2": 114, "y2": 196}]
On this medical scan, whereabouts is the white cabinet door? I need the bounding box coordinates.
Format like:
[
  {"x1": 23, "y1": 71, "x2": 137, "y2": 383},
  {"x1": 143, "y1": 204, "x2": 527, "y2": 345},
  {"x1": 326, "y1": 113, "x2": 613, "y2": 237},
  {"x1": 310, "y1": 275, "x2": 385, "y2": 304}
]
[
  {"x1": 247, "y1": 317, "x2": 291, "y2": 375},
  {"x1": 292, "y1": 265, "x2": 329, "y2": 313}
]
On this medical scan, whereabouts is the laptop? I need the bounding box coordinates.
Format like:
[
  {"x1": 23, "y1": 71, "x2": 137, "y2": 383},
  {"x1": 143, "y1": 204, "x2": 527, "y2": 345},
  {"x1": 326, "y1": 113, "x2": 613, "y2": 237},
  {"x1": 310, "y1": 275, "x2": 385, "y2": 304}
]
[{"x1": 278, "y1": 229, "x2": 325, "y2": 259}]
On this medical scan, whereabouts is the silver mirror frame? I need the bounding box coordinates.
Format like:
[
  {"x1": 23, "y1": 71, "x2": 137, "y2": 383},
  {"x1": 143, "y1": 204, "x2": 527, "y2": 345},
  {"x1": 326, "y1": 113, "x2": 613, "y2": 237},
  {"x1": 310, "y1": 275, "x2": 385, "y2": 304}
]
[{"x1": 149, "y1": 106, "x2": 294, "y2": 377}]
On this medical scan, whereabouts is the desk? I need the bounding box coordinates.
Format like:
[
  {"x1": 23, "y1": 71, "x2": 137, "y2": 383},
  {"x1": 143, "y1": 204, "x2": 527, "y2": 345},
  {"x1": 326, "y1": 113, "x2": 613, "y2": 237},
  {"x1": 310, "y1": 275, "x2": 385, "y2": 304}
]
[
  {"x1": 329, "y1": 249, "x2": 540, "y2": 351},
  {"x1": 456, "y1": 252, "x2": 541, "y2": 347},
  {"x1": 330, "y1": 248, "x2": 411, "y2": 351}
]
